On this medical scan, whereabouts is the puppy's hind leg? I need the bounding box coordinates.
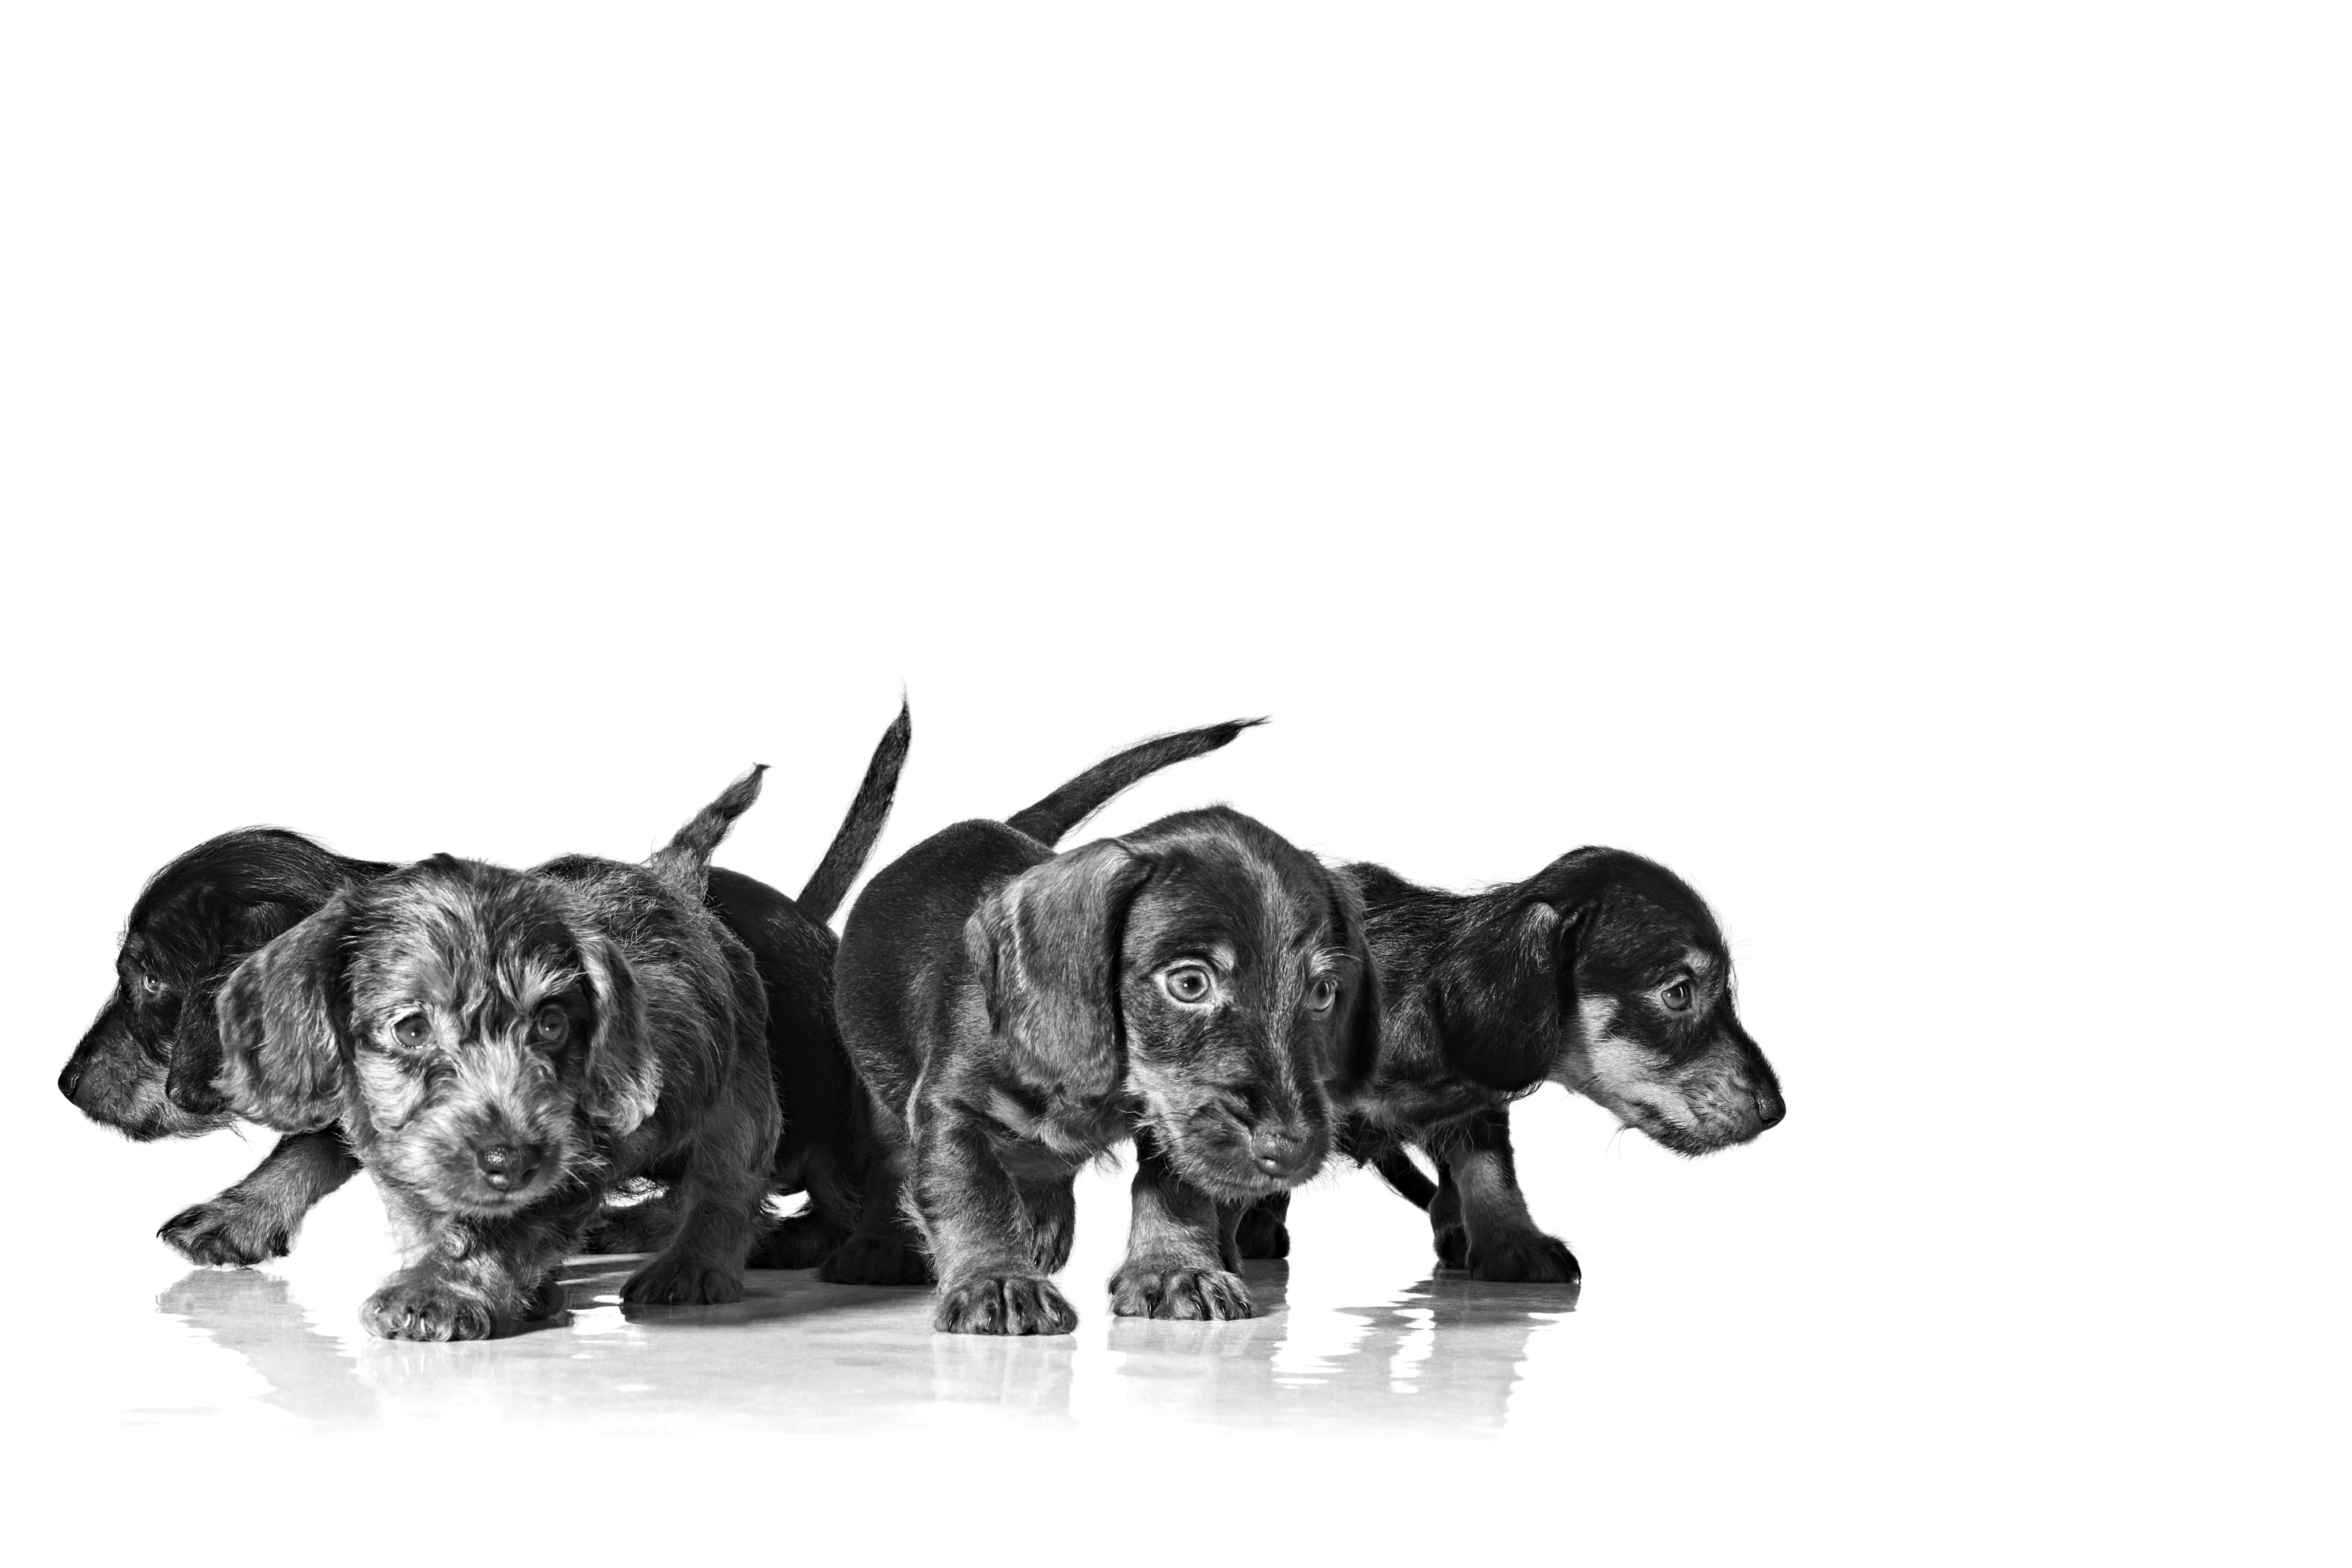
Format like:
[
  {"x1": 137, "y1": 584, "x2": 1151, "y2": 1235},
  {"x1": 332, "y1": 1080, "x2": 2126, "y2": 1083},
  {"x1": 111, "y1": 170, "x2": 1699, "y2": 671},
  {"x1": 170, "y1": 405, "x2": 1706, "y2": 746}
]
[
  {"x1": 1109, "y1": 1128, "x2": 1253, "y2": 1322},
  {"x1": 161, "y1": 1130, "x2": 360, "y2": 1267},
  {"x1": 816, "y1": 1146, "x2": 934, "y2": 1286},
  {"x1": 750, "y1": 1158, "x2": 858, "y2": 1269},
  {"x1": 1231, "y1": 1191, "x2": 1292, "y2": 1261},
  {"x1": 595, "y1": 1198, "x2": 679, "y2": 1256}
]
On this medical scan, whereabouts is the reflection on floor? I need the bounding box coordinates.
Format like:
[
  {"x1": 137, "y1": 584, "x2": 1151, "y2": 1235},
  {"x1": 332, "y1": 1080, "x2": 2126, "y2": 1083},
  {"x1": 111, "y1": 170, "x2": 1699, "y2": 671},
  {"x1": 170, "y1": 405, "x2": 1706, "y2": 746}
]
[{"x1": 143, "y1": 1256, "x2": 1579, "y2": 1436}]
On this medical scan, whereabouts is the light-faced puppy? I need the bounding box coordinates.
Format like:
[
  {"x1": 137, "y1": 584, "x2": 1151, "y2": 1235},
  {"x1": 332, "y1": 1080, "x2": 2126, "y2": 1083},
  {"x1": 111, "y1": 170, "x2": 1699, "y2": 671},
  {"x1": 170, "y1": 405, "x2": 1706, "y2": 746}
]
[
  {"x1": 56, "y1": 705, "x2": 910, "y2": 1273},
  {"x1": 837, "y1": 800, "x2": 1378, "y2": 1335},
  {"x1": 1234, "y1": 847, "x2": 1784, "y2": 1282},
  {"x1": 215, "y1": 771, "x2": 780, "y2": 1340}
]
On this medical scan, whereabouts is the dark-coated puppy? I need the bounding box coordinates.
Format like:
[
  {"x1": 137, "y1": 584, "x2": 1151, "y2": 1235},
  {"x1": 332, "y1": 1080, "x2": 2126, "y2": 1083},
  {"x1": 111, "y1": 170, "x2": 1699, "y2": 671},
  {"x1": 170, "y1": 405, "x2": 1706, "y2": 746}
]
[
  {"x1": 56, "y1": 706, "x2": 910, "y2": 1271},
  {"x1": 815, "y1": 717, "x2": 1265, "y2": 1289},
  {"x1": 215, "y1": 772, "x2": 780, "y2": 1340},
  {"x1": 1234, "y1": 847, "x2": 1786, "y2": 1283},
  {"x1": 836, "y1": 756, "x2": 1378, "y2": 1335}
]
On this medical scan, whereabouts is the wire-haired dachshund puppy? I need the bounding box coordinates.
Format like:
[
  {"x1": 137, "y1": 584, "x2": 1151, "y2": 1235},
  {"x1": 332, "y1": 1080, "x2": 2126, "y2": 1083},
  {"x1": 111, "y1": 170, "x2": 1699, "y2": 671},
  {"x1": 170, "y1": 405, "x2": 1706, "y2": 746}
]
[
  {"x1": 835, "y1": 727, "x2": 1380, "y2": 1335},
  {"x1": 214, "y1": 772, "x2": 781, "y2": 1340},
  {"x1": 1233, "y1": 847, "x2": 1785, "y2": 1283},
  {"x1": 56, "y1": 706, "x2": 910, "y2": 1272}
]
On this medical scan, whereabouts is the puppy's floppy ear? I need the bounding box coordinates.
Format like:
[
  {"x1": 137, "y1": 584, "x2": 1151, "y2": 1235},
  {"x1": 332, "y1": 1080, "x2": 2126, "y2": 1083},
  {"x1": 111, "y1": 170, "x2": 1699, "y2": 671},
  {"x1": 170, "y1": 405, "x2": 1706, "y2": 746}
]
[
  {"x1": 215, "y1": 890, "x2": 360, "y2": 1132},
  {"x1": 577, "y1": 929, "x2": 659, "y2": 1136},
  {"x1": 967, "y1": 838, "x2": 1151, "y2": 1102},
  {"x1": 1322, "y1": 868, "x2": 1383, "y2": 1101},
  {"x1": 164, "y1": 900, "x2": 313, "y2": 1114},
  {"x1": 1434, "y1": 896, "x2": 1582, "y2": 1093}
]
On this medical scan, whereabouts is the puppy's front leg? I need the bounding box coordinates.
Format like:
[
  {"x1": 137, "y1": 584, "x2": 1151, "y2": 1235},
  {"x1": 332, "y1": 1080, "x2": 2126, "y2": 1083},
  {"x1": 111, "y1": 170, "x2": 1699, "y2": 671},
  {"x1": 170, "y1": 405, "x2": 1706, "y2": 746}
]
[
  {"x1": 1110, "y1": 1128, "x2": 1254, "y2": 1321},
  {"x1": 1442, "y1": 1108, "x2": 1580, "y2": 1285},
  {"x1": 160, "y1": 1129, "x2": 360, "y2": 1267},
  {"x1": 361, "y1": 1189, "x2": 585, "y2": 1342},
  {"x1": 622, "y1": 1098, "x2": 772, "y2": 1307},
  {"x1": 912, "y1": 1102, "x2": 1078, "y2": 1336}
]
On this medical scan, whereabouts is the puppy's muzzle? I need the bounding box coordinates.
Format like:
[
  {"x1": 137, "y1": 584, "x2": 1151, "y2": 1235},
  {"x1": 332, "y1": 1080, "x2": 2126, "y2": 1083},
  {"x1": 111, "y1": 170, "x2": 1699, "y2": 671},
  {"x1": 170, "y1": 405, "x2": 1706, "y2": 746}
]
[
  {"x1": 475, "y1": 1141, "x2": 546, "y2": 1193},
  {"x1": 1248, "y1": 1125, "x2": 1319, "y2": 1182}
]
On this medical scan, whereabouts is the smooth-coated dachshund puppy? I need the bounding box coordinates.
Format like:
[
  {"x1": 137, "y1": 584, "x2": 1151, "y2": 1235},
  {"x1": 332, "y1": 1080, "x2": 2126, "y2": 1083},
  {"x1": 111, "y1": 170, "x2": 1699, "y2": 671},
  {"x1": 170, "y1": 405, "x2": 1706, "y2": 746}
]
[
  {"x1": 56, "y1": 706, "x2": 910, "y2": 1272},
  {"x1": 214, "y1": 770, "x2": 781, "y2": 1340},
  {"x1": 836, "y1": 755, "x2": 1379, "y2": 1335},
  {"x1": 1233, "y1": 847, "x2": 1785, "y2": 1283}
]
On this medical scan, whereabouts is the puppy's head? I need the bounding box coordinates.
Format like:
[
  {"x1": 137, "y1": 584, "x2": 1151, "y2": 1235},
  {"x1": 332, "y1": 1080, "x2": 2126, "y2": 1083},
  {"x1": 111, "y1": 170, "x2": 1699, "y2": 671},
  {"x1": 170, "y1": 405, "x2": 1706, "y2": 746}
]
[
  {"x1": 215, "y1": 855, "x2": 659, "y2": 1216},
  {"x1": 58, "y1": 830, "x2": 359, "y2": 1140},
  {"x1": 970, "y1": 806, "x2": 1378, "y2": 1204},
  {"x1": 1435, "y1": 848, "x2": 1784, "y2": 1155}
]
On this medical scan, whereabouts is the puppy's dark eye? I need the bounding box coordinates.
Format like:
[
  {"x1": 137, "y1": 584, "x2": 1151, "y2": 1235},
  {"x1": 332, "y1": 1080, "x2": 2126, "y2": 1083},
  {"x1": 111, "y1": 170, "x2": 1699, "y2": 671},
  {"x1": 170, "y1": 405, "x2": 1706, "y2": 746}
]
[
  {"x1": 1306, "y1": 976, "x2": 1339, "y2": 1013},
  {"x1": 1161, "y1": 965, "x2": 1214, "y2": 1005},
  {"x1": 532, "y1": 1007, "x2": 569, "y2": 1043},
  {"x1": 140, "y1": 974, "x2": 164, "y2": 998},
  {"x1": 1660, "y1": 980, "x2": 1692, "y2": 1012},
  {"x1": 392, "y1": 1014, "x2": 431, "y2": 1049}
]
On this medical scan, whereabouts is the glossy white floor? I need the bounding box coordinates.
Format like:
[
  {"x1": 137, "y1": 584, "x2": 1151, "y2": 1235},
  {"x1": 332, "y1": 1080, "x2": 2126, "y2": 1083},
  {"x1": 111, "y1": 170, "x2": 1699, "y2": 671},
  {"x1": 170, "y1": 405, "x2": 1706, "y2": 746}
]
[{"x1": 22, "y1": 1063, "x2": 2327, "y2": 1563}]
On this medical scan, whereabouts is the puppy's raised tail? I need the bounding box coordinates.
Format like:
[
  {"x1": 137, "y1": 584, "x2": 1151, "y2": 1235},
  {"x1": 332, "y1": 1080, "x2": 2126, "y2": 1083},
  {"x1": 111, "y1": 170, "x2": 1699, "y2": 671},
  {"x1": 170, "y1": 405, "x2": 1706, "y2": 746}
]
[
  {"x1": 795, "y1": 699, "x2": 913, "y2": 924},
  {"x1": 651, "y1": 764, "x2": 767, "y2": 896},
  {"x1": 1005, "y1": 717, "x2": 1265, "y2": 846}
]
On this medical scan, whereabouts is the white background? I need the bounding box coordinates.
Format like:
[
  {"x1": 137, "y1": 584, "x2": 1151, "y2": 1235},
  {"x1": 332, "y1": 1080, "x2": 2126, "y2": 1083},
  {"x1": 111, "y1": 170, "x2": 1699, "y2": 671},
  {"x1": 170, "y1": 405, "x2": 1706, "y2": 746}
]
[{"x1": 2, "y1": 4, "x2": 2343, "y2": 1562}]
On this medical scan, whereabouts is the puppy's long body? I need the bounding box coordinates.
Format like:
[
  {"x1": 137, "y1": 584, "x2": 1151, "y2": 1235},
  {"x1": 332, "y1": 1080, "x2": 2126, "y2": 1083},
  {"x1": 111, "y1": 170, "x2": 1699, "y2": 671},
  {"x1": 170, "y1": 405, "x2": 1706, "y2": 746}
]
[
  {"x1": 834, "y1": 724, "x2": 1380, "y2": 1335},
  {"x1": 217, "y1": 772, "x2": 781, "y2": 1340},
  {"x1": 1235, "y1": 848, "x2": 1786, "y2": 1282},
  {"x1": 59, "y1": 705, "x2": 910, "y2": 1271}
]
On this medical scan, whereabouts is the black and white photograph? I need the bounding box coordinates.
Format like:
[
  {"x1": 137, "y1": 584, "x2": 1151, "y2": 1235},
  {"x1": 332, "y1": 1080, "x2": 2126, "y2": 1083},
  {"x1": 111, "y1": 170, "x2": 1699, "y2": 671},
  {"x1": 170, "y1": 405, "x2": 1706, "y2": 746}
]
[{"x1": 4, "y1": 6, "x2": 2341, "y2": 1562}]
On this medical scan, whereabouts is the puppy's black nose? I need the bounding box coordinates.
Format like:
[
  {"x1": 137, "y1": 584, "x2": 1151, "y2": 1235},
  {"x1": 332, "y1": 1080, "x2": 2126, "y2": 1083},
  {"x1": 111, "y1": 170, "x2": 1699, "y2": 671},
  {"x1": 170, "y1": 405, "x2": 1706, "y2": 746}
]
[
  {"x1": 1249, "y1": 1127, "x2": 1315, "y2": 1180},
  {"x1": 476, "y1": 1143, "x2": 543, "y2": 1189},
  {"x1": 58, "y1": 1059, "x2": 86, "y2": 1103},
  {"x1": 1755, "y1": 1089, "x2": 1787, "y2": 1129}
]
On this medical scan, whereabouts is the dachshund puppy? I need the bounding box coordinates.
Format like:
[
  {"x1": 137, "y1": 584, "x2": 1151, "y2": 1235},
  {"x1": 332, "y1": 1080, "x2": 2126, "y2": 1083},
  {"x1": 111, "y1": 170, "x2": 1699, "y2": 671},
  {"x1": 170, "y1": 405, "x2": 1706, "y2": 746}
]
[
  {"x1": 56, "y1": 706, "x2": 910, "y2": 1270},
  {"x1": 215, "y1": 771, "x2": 780, "y2": 1339},
  {"x1": 1234, "y1": 847, "x2": 1786, "y2": 1283},
  {"x1": 815, "y1": 717, "x2": 1265, "y2": 1289},
  {"x1": 836, "y1": 745, "x2": 1378, "y2": 1335}
]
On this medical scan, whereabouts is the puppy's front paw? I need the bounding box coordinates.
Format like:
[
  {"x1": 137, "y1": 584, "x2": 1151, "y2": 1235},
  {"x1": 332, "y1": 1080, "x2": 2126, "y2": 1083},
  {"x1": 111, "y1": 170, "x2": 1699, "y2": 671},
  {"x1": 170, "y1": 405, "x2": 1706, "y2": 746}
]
[
  {"x1": 362, "y1": 1279, "x2": 497, "y2": 1342},
  {"x1": 1233, "y1": 1207, "x2": 1291, "y2": 1260},
  {"x1": 934, "y1": 1273, "x2": 1077, "y2": 1336},
  {"x1": 621, "y1": 1254, "x2": 746, "y2": 1306},
  {"x1": 1109, "y1": 1262, "x2": 1254, "y2": 1321},
  {"x1": 1433, "y1": 1220, "x2": 1470, "y2": 1271},
  {"x1": 818, "y1": 1232, "x2": 935, "y2": 1286},
  {"x1": 1467, "y1": 1231, "x2": 1581, "y2": 1285},
  {"x1": 749, "y1": 1212, "x2": 851, "y2": 1270},
  {"x1": 159, "y1": 1197, "x2": 291, "y2": 1268}
]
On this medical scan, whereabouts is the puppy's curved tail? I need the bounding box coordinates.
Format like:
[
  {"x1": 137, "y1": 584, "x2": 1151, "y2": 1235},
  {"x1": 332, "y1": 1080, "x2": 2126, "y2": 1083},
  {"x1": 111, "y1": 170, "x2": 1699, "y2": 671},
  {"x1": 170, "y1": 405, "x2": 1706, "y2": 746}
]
[
  {"x1": 652, "y1": 764, "x2": 768, "y2": 895},
  {"x1": 795, "y1": 699, "x2": 913, "y2": 924},
  {"x1": 1005, "y1": 717, "x2": 1265, "y2": 846}
]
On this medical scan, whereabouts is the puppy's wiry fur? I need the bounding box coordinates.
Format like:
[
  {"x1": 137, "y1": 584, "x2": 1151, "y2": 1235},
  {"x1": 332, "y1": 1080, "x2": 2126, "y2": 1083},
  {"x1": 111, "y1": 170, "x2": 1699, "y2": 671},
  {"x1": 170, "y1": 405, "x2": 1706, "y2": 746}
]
[
  {"x1": 215, "y1": 772, "x2": 780, "y2": 1340},
  {"x1": 835, "y1": 725, "x2": 1376, "y2": 1335},
  {"x1": 1235, "y1": 847, "x2": 1785, "y2": 1283},
  {"x1": 57, "y1": 706, "x2": 911, "y2": 1270}
]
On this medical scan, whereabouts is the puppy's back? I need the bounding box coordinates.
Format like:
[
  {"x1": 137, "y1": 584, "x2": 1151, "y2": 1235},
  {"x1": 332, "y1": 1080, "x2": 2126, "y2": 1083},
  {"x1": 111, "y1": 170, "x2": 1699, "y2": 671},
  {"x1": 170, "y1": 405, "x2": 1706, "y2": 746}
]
[{"x1": 835, "y1": 820, "x2": 1048, "y2": 1108}]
